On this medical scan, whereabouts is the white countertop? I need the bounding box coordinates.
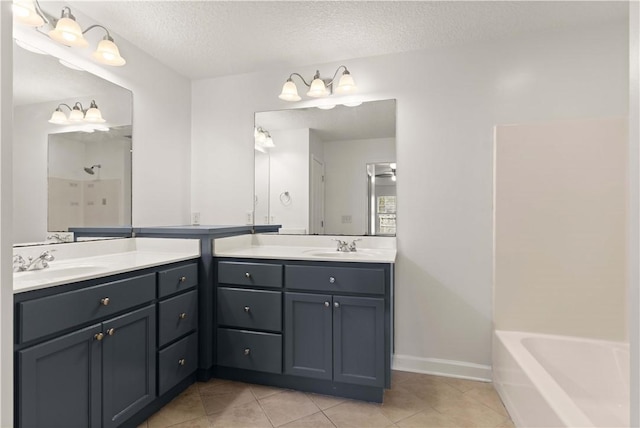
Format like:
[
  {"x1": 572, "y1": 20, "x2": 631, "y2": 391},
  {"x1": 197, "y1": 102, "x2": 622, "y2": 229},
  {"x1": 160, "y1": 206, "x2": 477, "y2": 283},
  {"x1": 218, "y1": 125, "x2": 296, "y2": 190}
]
[
  {"x1": 213, "y1": 234, "x2": 396, "y2": 263},
  {"x1": 14, "y1": 238, "x2": 200, "y2": 294}
]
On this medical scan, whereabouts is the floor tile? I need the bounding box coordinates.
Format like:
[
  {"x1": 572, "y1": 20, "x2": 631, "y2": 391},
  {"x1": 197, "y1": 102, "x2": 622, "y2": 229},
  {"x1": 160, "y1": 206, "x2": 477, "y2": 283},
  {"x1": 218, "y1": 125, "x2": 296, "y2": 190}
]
[
  {"x1": 148, "y1": 385, "x2": 206, "y2": 428},
  {"x1": 137, "y1": 421, "x2": 148, "y2": 428},
  {"x1": 434, "y1": 395, "x2": 509, "y2": 427},
  {"x1": 463, "y1": 386, "x2": 510, "y2": 418},
  {"x1": 441, "y1": 376, "x2": 493, "y2": 393},
  {"x1": 279, "y1": 411, "x2": 336, "y2": 428},
  {"x1": 259, "y1": 390, "x2": 320, "y2": 427},
  {"x1": 399, "y1": 375, "x2": 463, "y2": 407},
  {"x1": 396, "y1": 407, "x2": 462, "y2": 428},
  {"x1": 250, "y1": 383, "x2": 288, "y2": 400},
  {"x1": 380, "y1": 385, "x2": 430, "y2": 422},
  {"x1": 306, "y1": 393, "x2": 347, "y2": 410},
  {"x1": 324, "y1": 400, "x2": 394, "y2": 427},
  {"x1": 390, "y1": 370, "x2": 417, "y2": 388},
  {"x1": 208, "y1": 400, "x2": 273, "y2": 428},
  {"x1": 167, "y1": 416, "x2": 212, "y2": 428}
]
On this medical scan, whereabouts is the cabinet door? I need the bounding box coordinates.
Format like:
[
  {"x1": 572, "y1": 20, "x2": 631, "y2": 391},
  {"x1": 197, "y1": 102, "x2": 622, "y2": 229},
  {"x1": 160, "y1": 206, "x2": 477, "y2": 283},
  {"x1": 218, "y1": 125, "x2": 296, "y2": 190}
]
[
  {"x1": 102, "y1": 305, "x2": 156, "y2": 428},
  {"x1": 284, "y1": 292, "x2": 332, "y2": 379},
  {"x1": 18, "y1": 324, "x2": 102, "y2": 428},
  {"x1": 333, "y1": 296, "x2": 385, "y2": 387}
]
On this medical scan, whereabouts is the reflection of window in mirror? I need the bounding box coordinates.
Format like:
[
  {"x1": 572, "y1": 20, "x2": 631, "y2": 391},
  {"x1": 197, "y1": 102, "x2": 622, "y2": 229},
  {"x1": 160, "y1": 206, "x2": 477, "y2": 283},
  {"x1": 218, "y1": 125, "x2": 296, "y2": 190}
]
[
  {"x1": 254, "y1": 99, "x2": 396, "y2": 236},
  {"x1": 367, "y1": 163, "x2": 397, "y2": 236}
]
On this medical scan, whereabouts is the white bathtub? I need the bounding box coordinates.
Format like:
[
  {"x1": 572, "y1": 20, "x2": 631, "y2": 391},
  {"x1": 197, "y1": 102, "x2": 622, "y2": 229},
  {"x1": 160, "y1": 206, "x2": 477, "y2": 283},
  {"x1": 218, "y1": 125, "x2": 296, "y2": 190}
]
[{"x1": 493, "y1": 330, "x2": 629, "y2": 427}]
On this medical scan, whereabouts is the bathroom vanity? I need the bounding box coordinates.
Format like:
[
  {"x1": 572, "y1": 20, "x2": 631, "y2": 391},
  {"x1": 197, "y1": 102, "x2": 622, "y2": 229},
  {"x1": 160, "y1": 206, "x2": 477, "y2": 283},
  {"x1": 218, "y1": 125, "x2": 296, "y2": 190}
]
[
  {"x1": 13, "y1": 238, "x2": 200, "y2": 428},
  {"x1": 212, "y1": 234, "x2": 396, "y2": 402}
]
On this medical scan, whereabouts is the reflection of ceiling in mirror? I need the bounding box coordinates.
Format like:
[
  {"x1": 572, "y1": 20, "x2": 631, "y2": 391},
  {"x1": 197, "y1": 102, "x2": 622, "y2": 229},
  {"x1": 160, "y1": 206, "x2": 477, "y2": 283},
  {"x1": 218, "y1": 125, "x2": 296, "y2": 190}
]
[
  {"x1": 255, "y1": 100, "x2": 396, "y2": 142},
  {"x1": 13, "y1": 42, "x2": 124, "y2": 106},
  {"x1": 54, "y1": 125, "x2": 133, "y2": 144}
]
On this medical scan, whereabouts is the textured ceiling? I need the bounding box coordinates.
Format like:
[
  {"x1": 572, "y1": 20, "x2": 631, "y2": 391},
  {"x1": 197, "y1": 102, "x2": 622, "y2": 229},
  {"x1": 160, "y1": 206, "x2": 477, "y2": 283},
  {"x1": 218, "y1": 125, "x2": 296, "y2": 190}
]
[{"x1": 67, "y1": 1, "x2": 628, "y2": 80}]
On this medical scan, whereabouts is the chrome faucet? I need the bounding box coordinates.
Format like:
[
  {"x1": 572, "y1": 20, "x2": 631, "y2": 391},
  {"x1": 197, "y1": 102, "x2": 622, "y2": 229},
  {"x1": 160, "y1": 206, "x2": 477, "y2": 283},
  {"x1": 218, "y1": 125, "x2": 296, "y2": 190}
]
[
  {"x1": 332, "y1": 239, "x2": 362, "y2": 252},
  {"x1": 14, "y1": 250, "x2": 55, "y2": 272}
]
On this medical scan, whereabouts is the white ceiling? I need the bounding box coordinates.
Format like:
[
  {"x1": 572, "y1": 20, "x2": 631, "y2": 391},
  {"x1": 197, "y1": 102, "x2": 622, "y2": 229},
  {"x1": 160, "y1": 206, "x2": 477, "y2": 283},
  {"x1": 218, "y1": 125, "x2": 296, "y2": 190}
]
[{"x1": 68, "y1": 1, "x2": 628, "y2": 81}]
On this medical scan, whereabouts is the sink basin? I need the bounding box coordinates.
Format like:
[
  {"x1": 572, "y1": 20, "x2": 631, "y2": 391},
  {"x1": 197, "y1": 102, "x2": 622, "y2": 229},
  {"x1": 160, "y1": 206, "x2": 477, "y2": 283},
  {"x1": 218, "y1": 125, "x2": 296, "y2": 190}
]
[
  {"x1": 15, "y1": 265, "x2": 105, "y2": 280},
  {"x1": 302, "y1": 249, "x2": 382, "y2": 258}
]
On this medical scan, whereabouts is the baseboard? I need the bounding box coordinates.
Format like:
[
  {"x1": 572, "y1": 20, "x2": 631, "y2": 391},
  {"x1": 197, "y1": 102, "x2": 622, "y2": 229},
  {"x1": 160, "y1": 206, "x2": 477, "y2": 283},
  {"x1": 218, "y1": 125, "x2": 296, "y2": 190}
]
[{"x1": 392, "y1": 354, "x2": 492, "y2": 382}]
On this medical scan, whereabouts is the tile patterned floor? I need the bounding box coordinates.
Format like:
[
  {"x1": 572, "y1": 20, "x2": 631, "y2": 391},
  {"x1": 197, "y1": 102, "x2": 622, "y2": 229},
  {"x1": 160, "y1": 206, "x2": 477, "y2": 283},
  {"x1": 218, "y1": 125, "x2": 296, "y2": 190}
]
[{"x1": 137, "y1": 371, "x2": 515, "y2": 428}]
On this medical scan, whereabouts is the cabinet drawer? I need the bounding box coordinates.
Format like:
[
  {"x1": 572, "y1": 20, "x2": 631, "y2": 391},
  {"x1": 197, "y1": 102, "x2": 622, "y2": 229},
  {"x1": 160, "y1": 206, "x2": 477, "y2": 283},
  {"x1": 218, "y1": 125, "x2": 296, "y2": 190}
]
[
  {"x1": 158, "y1": 263, "x2": 198, "y2": 298},
  {"x1": 218, "y1": 261, "x2": 282, "y2": 288},
  {"x1": 158, "y1": 290, "x2": 198, "y2": 347},
  {"x1": 19, "y1": 273, "x2": 156, "y2": 344},
  {"x1": 158, "y1": 332, "x2": 198, "y2": 396},
  {"x1": 217, "y1": 287, "x2": 281, "y2": 332},
  {"x1": 285, "y1": 265, "x2": 385, "y2": 295},
  {"x1": 217, "y1": 328, "x2": 282, "y2": 374}
]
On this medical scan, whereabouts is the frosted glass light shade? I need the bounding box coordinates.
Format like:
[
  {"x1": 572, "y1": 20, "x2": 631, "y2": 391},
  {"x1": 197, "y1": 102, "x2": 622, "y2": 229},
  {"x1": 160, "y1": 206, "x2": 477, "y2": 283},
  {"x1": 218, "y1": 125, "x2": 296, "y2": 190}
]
[
  {"x1": 49, "y1": 17, "x2": 88, "y2": 47},
  {"x1": 307, "y1": 78, "x2": 329, "y2": 98},
  {"x1": 84, "y1": 102, "x2": 106, "y2": 123},
  {"x1": 92, "y1": 38, "x2": 126, "y2": 66},
  {"x1": 12, "y1": 0, "x2": 44, "y2": 27},
  {"x1": 279, "y1": 80, "x2": 301, "y2": 102},
  {"x1": 263, "y1": 136, "x2": 275, "y2": 148},
  {"x1": 48, "y1": 109, "x2": 68, "y2": 124},
  {"x1": 335, "y1": 72, "x2": 356, "y2": 95},
  {"x1": 68, "y1": 107, "x2": 84, "y2": 122}
]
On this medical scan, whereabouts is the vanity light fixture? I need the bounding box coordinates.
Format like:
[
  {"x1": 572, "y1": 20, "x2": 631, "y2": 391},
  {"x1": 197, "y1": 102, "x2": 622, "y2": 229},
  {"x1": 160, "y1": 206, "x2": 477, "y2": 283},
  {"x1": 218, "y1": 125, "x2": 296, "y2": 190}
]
[
  {"x1": 12, "y1": 1, "x2": 127, "y2": 67},
  {"x1": 48, "y1": 100, "x2": 106, "y2": 125},
  {"x1": 279, "y1": 65, "x2": 356, "y2": 102}
]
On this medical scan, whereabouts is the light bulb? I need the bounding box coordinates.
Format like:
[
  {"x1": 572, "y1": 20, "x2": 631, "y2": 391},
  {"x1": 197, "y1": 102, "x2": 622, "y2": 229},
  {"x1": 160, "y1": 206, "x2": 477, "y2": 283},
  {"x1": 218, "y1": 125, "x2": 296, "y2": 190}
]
[
  {"x1": 307, "y1": 78, "x2": 329, "y2": 98},
  {"x1": 48, "y1": 109, "x2": 68, "y2": 124},
  {"x1": 68, "y1": 107, "x2": 84, "y2": 122},
  {"x1": 92, "y1": 38, "x2": 126, "y2": 66},
  {"x1": 12, "y1": 0, "x2": 44, "y2": 27},
  {"x1": 335, "y1": 70, "x2": 356, "y2": 95},
  {"x1": 84, "y1": 101, "x2": 106, "y2": 123},
  {"x1": 49, "y1": 15, "x2": 88, "y2": 48}
]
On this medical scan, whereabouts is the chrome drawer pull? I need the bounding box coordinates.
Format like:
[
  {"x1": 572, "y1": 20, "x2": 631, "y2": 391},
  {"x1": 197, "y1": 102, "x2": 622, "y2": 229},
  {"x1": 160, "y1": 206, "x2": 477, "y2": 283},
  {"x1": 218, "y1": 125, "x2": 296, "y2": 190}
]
[
  {"x1": 244, "y1": 348, "x2": 251, "y2": 356},
  {"x1": 244, "y1": 306, "x2": 250, "y2": 313},
  {"x1": 179, "y1": 276, "x2": 187, "y2": 283},
  {"x1": 106, "y1": 328, "x2": 115, "y2": 336},
  {"x1": 245, "y1": 272, "x2": 251, "y2": 278},
  {"x1": 94, "y1": 332, "x2": 104, "y2": 341},
  {"x1": 178, "y1": 358, "x2": 186, "y2": 366},
  {"x1": 324, "y1": 301, "x2": 330, "y2": 307},
  {"x1": 334, "y1": 301, "x2": 340, "y2": 308},
  {"x1": 100, "y1": 297, "x2": 110, "y2": 306},
  {"x1": 179, "y1": 312, "x2": 187, "y2": 320},
  {"x1": 329, "y1": 277, "x2": 335, "y2": 284}
]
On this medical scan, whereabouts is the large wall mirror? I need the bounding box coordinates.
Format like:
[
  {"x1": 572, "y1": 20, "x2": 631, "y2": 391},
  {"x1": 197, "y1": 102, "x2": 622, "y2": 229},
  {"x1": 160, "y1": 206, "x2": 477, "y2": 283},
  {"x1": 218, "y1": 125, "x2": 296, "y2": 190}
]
[
  {"x1": 13, "y1": 43, "x2": 133, "y2": 245},
  {"x1": 254, "y1": 99, "x2": 396, "y2": 236}
]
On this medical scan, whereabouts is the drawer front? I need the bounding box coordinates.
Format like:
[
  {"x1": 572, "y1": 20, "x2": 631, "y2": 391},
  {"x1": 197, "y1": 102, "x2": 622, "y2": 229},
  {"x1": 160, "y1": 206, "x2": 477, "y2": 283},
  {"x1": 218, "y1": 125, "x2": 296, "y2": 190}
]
[
  {"x1": 217, "y1": 287, "x2": 281, "y2": 332},
  {"x1": 158, "y1": 290, "x2": 198, "y2": 347},
  {"x1": 158, "y1": 263, "x2": 198, "y2": 298},
  {"x1": 158, "y1": 332, "x2": 198, "y2": 396},
  {"x1": 19, "y1": 273, "x2": 156, "y2": 344},
  {"x1": 285, "y1": 265, "x2": 385, "y2": 295},
  {"x1": 218, "y1": 261, "x2": 282, "y2": 288},
  {"x1": 217, "y1": 328, "x2": 282, "y2": 374}
]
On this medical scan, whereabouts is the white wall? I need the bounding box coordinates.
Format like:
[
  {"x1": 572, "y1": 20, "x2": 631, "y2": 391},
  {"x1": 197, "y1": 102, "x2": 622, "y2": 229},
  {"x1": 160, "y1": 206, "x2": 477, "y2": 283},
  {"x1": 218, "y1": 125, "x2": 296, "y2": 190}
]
[
  {"x1": 192, "y1": 23, "x2": 628, "y2": 378},
  {"x1": 268, "y1": 128, "x2": 310, "y2": 231},
  {"x1": 494, "y1": 118, "x2": 627, "y2": 341},
  {"x1": 323, "y1": 137, "x2": 395, "y2": 235}
]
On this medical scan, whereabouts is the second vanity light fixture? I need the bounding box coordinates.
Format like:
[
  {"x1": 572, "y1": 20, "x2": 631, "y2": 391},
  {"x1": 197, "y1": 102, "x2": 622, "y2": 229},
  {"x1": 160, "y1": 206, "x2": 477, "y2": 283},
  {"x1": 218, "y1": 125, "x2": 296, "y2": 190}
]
[
  {"x1": 279, "y1": 65, "x2": 356, "y2": 102},
  {"x1": 12, "y1": 0, "x2": 126, "y2": 67},
  {"x1": 49, "y1": 100, "x2": 106, "y2": 125},
  {"x1": 254, "y1": 127, "x2": 275, "y2": 151}
]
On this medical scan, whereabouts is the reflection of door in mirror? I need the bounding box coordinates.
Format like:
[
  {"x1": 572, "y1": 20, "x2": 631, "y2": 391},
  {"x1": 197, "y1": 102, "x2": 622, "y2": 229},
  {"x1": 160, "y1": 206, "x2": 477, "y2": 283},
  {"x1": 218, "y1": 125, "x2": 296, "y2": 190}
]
[
  {"x1": 367, "y1": 163, "x2": 397, "y2": 236},
  {"x1": 254, "y1": 150, "x2": 270, "y2": 225},
  {"x1": 48, "y1": 126, "x2": 132, "y2": 232},
  {"x1": 254, "y1": 99, "x2": 396, "y2": 236}
]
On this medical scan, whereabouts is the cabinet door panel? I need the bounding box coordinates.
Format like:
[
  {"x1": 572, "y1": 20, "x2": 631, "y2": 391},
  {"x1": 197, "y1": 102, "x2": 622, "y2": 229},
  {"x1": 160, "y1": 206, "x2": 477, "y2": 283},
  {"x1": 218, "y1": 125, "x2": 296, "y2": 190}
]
[
  {"x1": 333, "y1": 296, "x2": 384, "y2": 387},
  {"x1": 284, "y1": 292, "x2": 332, "y2": 380},
  {"x1": 102, "y1": 305, "x2": 156, "y2": 428},
  {"x1": 18, "y1": 324, "x2": 102, "y2": 428}
]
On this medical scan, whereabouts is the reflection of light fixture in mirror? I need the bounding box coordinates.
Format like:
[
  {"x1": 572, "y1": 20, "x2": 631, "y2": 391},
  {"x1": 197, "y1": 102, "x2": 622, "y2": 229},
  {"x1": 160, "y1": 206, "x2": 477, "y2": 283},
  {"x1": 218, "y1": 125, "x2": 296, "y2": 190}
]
[
  {"x1": 12, "y1": 0, "x2": 45, "y2": 27},
  {"x1": 279, "y1": 66, "x2": 356, "y2": 102},
  {"x1": 317, "y1": 104, "x2": 336, "y2": 110},
  {"x1": 14, "y1": 38, "x2": 47, "y2": 55},
  {"x1": 48, "y1": 100, "x2": 106, "y2": 125},
  {"x1": 390, "y1": 163, "x2": 396, "y2": 169},
  {"x1": 255, "y1": 127, "x2": 275, "y2": 149}
]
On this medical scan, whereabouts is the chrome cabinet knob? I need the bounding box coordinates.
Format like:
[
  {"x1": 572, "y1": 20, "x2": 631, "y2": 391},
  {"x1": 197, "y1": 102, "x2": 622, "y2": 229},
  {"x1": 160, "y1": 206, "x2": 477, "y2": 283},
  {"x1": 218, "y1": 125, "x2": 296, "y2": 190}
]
[
  {"x1": 244, "y1": 348, "x2": 251, "y2": 356},
  {"x1": 324, "y1": 301, "x2": 330, "y2": 307},
  {"x1": 106, "y1": 328, "x2": 115, "y2": 336},
  {"x1": 334, "y1": 301, "x2": 340, "y2": 308},
  {"x1": 179, "y1": 276, "x2": 187, "y2": 283},
  {"x1": 179, "y1": 312, "x2": 187, "y2": 320},
  {"x1": 244, "y1": 306, "x2": 250, "y2": 313},
  {"x1": 100, "y1": 297, "x2": 110, "y2": 306},
  {"x1": 178, "y1": 358, "x2": 186, "y2": 366},
  {"x1": 94, "y1": 332, "x2": 104, "y2": 341},
  {"x1": 245, "y1": 272, "x2": 251, "y2": 278},
  {"x1": 329, "y1": 277, "x2": 335, "y2": 284}
]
